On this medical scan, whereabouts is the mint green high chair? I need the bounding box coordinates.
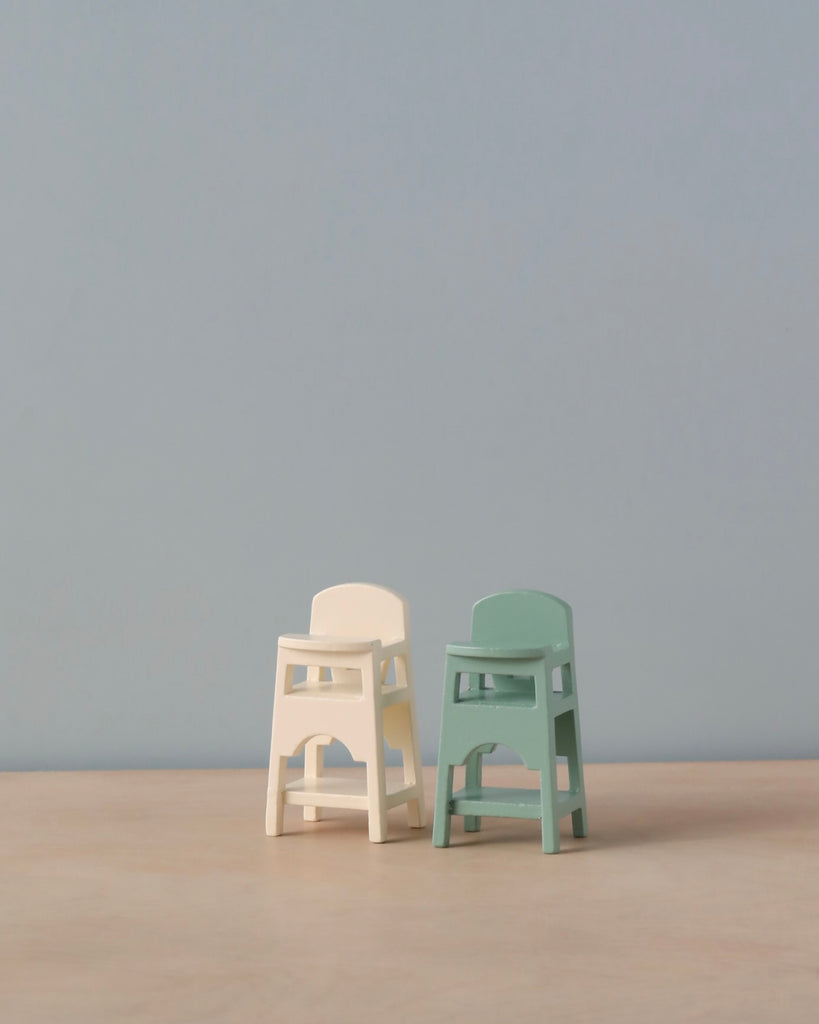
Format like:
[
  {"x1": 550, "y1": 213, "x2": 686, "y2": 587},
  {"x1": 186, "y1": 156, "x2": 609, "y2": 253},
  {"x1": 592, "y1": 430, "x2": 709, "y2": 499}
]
[{"x1": 432, "y1": 591, "x2": 588, "y2": 854}]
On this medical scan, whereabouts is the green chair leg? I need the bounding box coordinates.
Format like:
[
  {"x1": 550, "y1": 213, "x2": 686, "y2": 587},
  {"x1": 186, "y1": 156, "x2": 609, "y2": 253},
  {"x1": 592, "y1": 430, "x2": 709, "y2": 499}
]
[
  {"x1": 568, "y1": 722, "x2": 588, "y2": 838},
  {"x1": 541, "y1": 806, "x2": 561, "y2": 854},
  {"x1": 463, "y1": 750, "x2": 482, "y2": 832},
  {"x1": 432, "y1": 764, "x2": 454, "y2": 847},
  {"x1": 463, "y1": 743, "x2": 494, "y2": 832},
  {"x1": 540, "y1": 754, "x2": 561, "y2": 854},
  {"x1": 559, "y1": 708, "x2": 588, "y2": 838},
  {"x1": 537, "y1": 669, "x2": 561, "y2": 854}
]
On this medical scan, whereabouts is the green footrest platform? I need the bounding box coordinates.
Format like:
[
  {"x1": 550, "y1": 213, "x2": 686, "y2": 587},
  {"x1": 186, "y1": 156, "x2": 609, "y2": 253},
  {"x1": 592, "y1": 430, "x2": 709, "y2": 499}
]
[{"x1": 450, "y1": 786, "x2": 582, "y2": 821}]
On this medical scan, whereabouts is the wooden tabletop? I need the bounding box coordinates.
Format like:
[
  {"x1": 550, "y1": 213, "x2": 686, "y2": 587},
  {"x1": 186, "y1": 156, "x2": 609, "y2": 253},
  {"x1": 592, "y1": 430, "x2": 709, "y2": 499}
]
[{"x1": 3, "y1": 761, "x2": 817, "y2": 1023}]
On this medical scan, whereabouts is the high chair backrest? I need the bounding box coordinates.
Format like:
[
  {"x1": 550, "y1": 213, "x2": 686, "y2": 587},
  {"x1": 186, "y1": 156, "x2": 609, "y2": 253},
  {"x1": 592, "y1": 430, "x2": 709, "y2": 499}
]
[
  {"x1": 310, "y1": 583, "x2": 410, "y2": 644},
  {"x1": 471, "y1": 590, "x2": 573, "y2": 649}
]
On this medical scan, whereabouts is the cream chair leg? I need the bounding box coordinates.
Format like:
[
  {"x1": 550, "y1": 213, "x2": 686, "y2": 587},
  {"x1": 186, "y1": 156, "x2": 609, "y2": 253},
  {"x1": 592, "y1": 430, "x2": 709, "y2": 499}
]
[
  {"x1": 303, "y1": 735, "x2": 332, "y2": 822},
  {"x1": 383, "y1": 703, "x2": 421, "y2": 829},
  {"x1": 266, "y1": 753, "x2": 286, "y2": 836},
  {"x1": 366, "y1": 747, "x2": 388, "y2": 843},
  {"x1": 266, "y1": 648, "x2": 294, "y2": 836},
  {"x1": 390, "y1": 652, "x2": 425, "y2": 828},
  {"x1": 362, "y1": 655, "x2": 388, "y2": 843},
  {"x1": 303, "y1": 664, "x2": 329, "y2": 822}
]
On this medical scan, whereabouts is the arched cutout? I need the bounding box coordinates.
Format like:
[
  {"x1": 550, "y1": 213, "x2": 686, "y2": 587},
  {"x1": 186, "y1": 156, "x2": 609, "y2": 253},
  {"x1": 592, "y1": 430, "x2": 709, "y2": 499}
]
[
  {"x1": 481, "y1": 743, "x2": 526, "y2": 767},
  {"x1": 282, "y1": 735, "x2": 360, "y2": 768},
  {"x1": 320, "y1": 738, "x2": 360, "y2": 769},
  {"x1": 299, "y1": 736, "x2": 360, "y2": 769},
  {"x1": 296, "y1": 736, "x2": 413, "y2": 771}
]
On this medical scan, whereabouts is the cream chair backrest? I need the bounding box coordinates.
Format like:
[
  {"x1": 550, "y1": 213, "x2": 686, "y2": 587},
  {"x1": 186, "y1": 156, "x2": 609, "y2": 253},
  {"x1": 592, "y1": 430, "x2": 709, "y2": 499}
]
[{"x1": 309, "y1": 583, "x2": 409, "y2": 644}]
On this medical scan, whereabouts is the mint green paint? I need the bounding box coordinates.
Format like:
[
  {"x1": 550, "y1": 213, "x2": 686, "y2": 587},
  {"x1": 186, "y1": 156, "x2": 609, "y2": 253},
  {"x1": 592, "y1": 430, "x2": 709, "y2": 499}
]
[{"x1": 432, "y1": 591, "x2": 588, "y2": 854}]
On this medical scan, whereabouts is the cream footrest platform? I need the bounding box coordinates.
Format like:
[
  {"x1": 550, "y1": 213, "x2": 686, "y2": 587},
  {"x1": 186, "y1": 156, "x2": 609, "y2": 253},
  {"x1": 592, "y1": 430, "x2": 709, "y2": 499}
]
[{"x1": 284, "y1": 775, "x2": 421, "y2": 812}]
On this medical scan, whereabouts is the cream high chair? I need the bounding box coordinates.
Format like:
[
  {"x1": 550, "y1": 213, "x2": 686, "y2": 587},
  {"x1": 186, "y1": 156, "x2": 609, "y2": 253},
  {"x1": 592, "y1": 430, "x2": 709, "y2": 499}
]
[{"x1": 265, "y1": 583, "x2": 426, "y2": 843}]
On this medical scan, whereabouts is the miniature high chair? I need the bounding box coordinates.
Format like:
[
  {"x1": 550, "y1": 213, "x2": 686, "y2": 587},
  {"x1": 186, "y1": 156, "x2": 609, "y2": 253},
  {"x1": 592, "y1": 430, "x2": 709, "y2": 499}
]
[
  {"x1": 265, "y1": 583, "x2": 425, "y2": 843},
  {"x1": 432, "y1": 590, "x2": 587, "y2": 853}
]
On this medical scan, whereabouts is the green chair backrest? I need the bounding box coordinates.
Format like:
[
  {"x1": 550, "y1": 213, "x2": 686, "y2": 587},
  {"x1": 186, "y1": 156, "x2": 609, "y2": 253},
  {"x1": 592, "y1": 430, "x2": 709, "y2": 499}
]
[{"x1": 471, "y1": 590, "x2": 573, "y2": 650}]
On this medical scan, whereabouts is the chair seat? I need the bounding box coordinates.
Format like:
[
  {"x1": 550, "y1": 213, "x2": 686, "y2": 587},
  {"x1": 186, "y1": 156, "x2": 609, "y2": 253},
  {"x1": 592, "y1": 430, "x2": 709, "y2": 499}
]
[
  {"x1": 455, "y1": 686, "x2": 577, "y2": 707},
  {"x1": 279, "y1": 633, "x2": 378, "y2": 653},
  {"x1": 454, "y1": 687, "x2": 536, "y2": 708},
  {"x1": 445, "y1": 641, "x2": 549, "y2": 660},
  {"x1": 287, "y1": 679, "x2": 410, "y2": 704}
]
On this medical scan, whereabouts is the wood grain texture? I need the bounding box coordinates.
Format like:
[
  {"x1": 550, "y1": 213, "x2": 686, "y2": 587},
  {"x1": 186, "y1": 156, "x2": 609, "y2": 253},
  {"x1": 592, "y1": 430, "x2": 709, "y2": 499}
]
[{"x1": 2, "y1": 762, "x2": 818, "y2": 1023}]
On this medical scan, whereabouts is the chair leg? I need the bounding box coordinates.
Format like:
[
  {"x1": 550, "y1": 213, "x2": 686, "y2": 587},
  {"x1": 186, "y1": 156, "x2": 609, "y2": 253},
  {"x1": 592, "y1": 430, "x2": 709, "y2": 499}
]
[
  {"x1": 556, "y1": 706, "x2": 588, "y2": 840},
  {"x1": 304, "y1": 735, "x2": 332, "y2": 822},
  {"x1": 432, "y1": 764, "x2": 454, "y2": 847},
  {"x1": 362, "y1": 657, "x2": 389, "y2": 843},
  {"x1": 564, "y1": 710, "x2": 588, "y2": 838},
  {"x1": 464, "y1": 751, "x2": 481, "y2": 832},
  {"x1": 265, "y1": 753, "x2": 287, "y2": 836},
  {"x1": 266, "y1": 648, "x2": 295, "y2": 836},
  {"x1": 366, "y1": 748, "x2": 388, "y2": 844},
  {"x1": 540, "y1": 761, "x2": 560, "y2": 854},
  {"x1": 464, "y1": 742, "x2": 497, "y2": 831},
  {"x1": 467, "y1": 669, "x2": 490, "y2": 831},
  {"x1": 537, "y1": 675, "x2": 560, "y2": 852},
  {"x1": 392, "y1": 653, "x2": 426, "y2": 828},
  {"x1": 382, "y1": 702, "x2": 425, "y2": 829},
  {"x1": 406, "y1": 763, "x2": 425, "y2": 830}
]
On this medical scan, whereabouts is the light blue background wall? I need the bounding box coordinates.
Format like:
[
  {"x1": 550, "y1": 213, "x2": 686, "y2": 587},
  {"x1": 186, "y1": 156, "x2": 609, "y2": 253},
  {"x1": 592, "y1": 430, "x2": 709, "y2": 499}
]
[{"x1": 3, "y1": 2, "x2": 818, "y2": 769}]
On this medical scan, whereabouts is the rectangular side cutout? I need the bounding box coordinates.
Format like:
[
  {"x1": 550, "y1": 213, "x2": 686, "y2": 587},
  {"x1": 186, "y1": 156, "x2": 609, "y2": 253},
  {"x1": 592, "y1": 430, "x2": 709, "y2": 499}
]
[{"x1": 552, "y1": 667, "x2": 564, "y2": 694}]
